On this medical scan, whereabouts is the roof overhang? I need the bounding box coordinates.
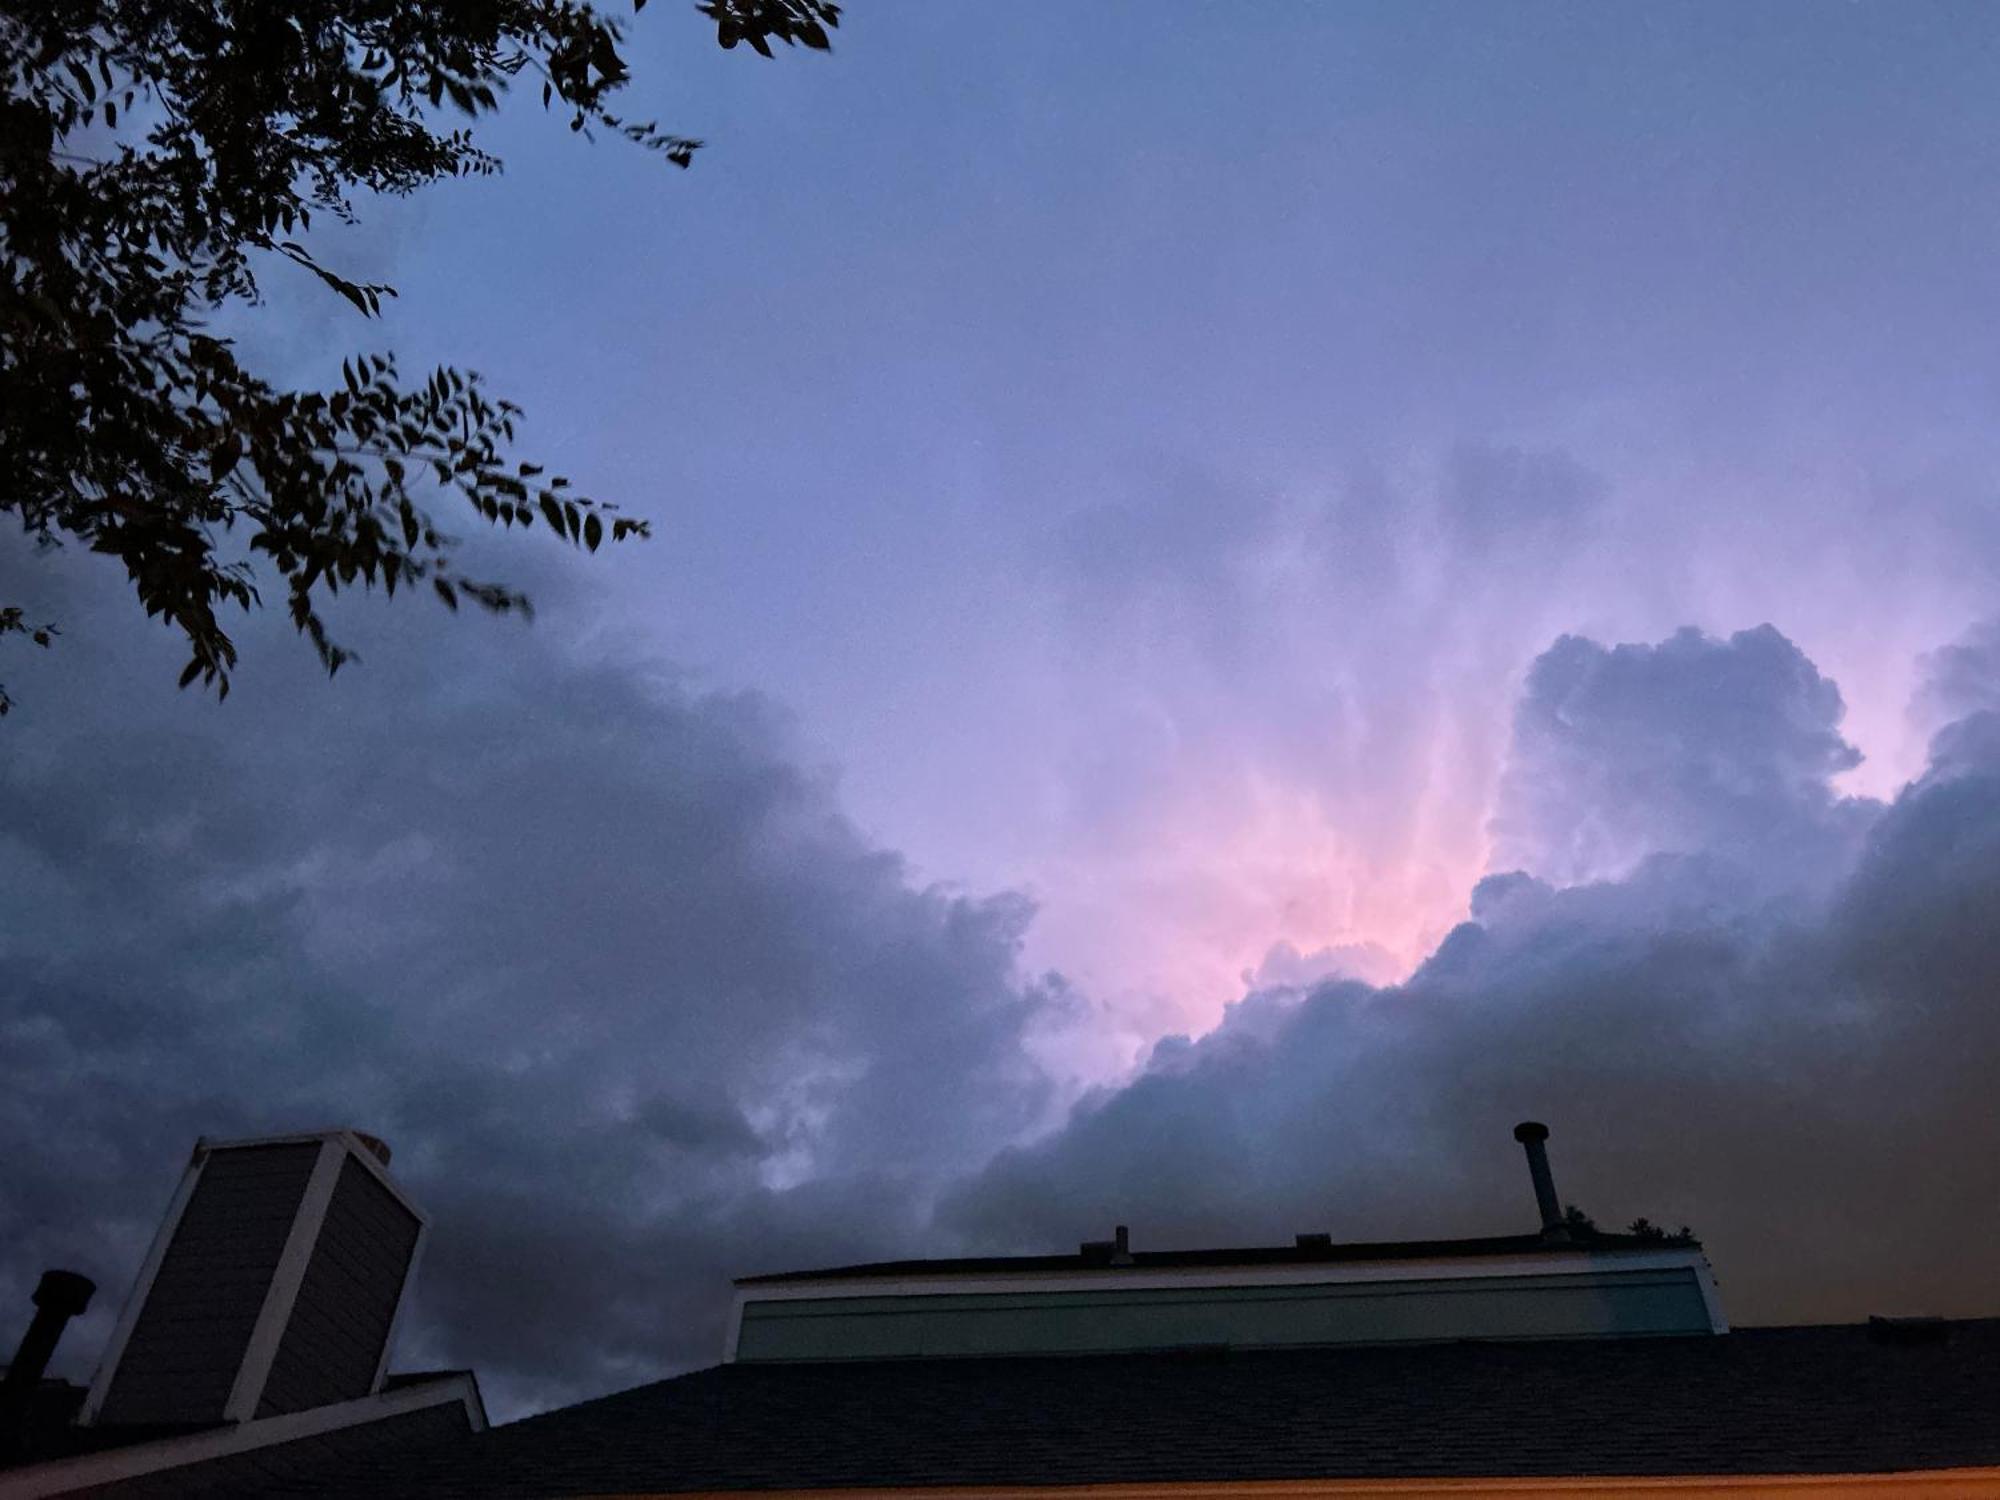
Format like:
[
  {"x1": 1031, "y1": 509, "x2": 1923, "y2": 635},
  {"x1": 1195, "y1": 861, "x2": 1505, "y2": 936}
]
[
  {"x1": 573, "y1": 1469, "x2": 2000, "y2": 1499},
  {"x1": 0, "y1": 1372, "x2": 485, "y2": 1499}
]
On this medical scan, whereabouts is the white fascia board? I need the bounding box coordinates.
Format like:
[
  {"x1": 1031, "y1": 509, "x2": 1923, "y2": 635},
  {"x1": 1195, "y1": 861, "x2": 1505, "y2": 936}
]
[
  {"x1": 723, "y1": 1289, "x2": 748, "y2": 1364},
  {"x1": 0, "y1": 1375, "x2": 484, "y2": 1500},
  {"x1": 734, "y1": 1249, "x2": 1717, "y2": 1307},
  {"x1": 371, "y1": 1212, "x2": 430, "y2": 1396},
  {"x1": 180, "y1": 1126, "x2": 349, "y2": 1154},
  {"x1": 1691, "y1": 1257, "x2": 1731, "y2": 1334}
]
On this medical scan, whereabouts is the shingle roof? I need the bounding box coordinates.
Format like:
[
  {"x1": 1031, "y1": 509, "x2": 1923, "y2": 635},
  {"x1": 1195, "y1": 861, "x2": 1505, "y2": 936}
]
[
  {"x1": 734, "y1": 1229, "x2": 1686, "y2": 1284},
  {"x1": 303, "y1": 1320, "x2": 2000, "y2": 1497}
]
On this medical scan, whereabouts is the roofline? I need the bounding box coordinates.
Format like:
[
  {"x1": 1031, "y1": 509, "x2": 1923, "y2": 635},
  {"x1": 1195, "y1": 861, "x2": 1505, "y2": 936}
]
[
  {"x1": 733, "y1": 1234, "x2": 1695, "y2": 1287},
  {"x1": 0, "y1": 1373, "x2": 485, "y2": 1500},
  {"x1": 724, "y1": 1246, "x2": 1723, "y2": 1363},
  {"x1": 560, "y1": 1468, "x2": 2000, "y2": 1498}
]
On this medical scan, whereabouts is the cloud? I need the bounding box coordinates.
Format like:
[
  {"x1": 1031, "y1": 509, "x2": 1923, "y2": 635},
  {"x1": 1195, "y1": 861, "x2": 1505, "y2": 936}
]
[
  {"x1": 1913, "y1": 618, "x2": 2000, "y2": 725},
  {"x1": 944, "y1": 622, "x2": 2000, "y2": 1332},
  {"x1": 0, "y1": 552, "x2": 1058, "y2": 1414},
  {"x1": 1016, "y1": 444, "x2": 1618, "y2": 1023},
  {"x1": 1435, "y1": 443, "x2": 1604, "y2": 557},
  {"x1": 1910, "y1": 618, "x2": 2000, "y2": 787},
  {"x1": 1246, "y1": 938, "x2": 1403, "y2": 991},
  {"x1": 12, "y1": 588, "x2": 2000, "y2": 1422},
  {"x1": 1489, "y1": 624, "x2": 1874, "y2": 888}
]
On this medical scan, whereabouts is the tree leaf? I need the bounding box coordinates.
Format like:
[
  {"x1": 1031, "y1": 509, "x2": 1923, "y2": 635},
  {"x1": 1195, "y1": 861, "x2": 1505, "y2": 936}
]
[{"x1": 8, "y1": 0, "x2": 676, "y2": 703}]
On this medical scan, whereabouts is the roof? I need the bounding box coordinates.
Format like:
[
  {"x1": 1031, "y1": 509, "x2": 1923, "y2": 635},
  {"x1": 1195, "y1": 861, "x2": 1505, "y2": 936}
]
[
  {"x1": 3, "y1": 1374, "x2": 484, "y2": 1499},
  {"x1": 734, "y1": 1228, "x2": 1688, "y2": 1285},
  {"x1": 293, "y1": 1319, "x2": 2000, "y2": 1497}
]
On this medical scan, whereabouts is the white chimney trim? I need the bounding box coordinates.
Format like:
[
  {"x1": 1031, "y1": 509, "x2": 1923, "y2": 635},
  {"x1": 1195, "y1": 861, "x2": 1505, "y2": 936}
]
[{"x1": 79, "y1": 1128, "x2": 431, "y2": 1427}]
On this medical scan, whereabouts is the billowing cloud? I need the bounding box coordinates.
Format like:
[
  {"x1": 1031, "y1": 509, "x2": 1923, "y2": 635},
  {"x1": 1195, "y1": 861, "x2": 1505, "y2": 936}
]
[
  {"x1": 11, "y1": 598, "x2": 2000, "y2": 1421},
  {"x1": 1020, "y1": 443, "x2": 1618, "y2": 1029},
  {"x1": 944, "y1": 622, "x2": 2000, "y2": 1331},
  {"x1": 1489, "y1": 624, "x2": 1874, "y2": 887},
  {"x1": 0, "y1": 553, "x2": 1060, "y2": 1414}
]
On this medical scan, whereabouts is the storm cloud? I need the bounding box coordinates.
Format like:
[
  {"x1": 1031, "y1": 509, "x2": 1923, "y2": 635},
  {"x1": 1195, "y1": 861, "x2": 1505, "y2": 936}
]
[
  {"x1": 12, "y1": 2, "x2": 2000, "y2": 1439},
  {"x1": 1489, "y1": 624, "x2": 1874, "y2": 887},
  {"x1": 0, "y1": 555, "x2": 1061, "y2": 1413},
  {"x1": 7, "y1": 567, "x2": 2000, "y2": 1416},
  {"x1": 945, "y1": 622, "x2": 2000, "y2": 1330}
]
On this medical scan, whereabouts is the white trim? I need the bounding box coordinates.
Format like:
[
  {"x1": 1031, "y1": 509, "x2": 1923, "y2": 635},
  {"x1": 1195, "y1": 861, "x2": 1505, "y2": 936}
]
[
  {"x1": 77, "y1": 1141, "x2": 210, "y2": 1425},
  {"x1": 371, "y1": 1208, "x2": 430, "y2": 1396},
  {"x1": 722, "y1": 1289, "x2": 747, "y2": 1363},
  {"x1": 327, "y1": 1128, "x2": 428, "y2": 1223},
  {"x1": 308, "y1": 1127, "x2": 431, "y2": 1397},
  {"x1": 724, "y1": 1248, "x2": 1719, "y2": 1363},
  {"x1": 1691, "y1": 1257, "x2": 1730, "y2": 1334},
  {"x1": 734, "y1": 1248, "x2": 1716, "y2": 1306},
  {"x1": 222, "y1": 1139, "x2": 346, "y2": 1421},
  {"x1": 0, "y1": 1375, "x2": 484, "y2": 1500},
  {"x1": 82, "y1": 1128, "x2": 430, "y2": 1424}
]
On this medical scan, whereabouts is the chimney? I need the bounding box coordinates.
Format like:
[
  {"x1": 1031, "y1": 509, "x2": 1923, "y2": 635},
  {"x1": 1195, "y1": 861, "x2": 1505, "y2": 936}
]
[
  {"x1": 82, "y1": 1130, "x2": 426, "y2": 1429},
  {"x1": 0, "y1": 1270, "x2": 96, "y2": 1458},
  {"x1": 1111, "y1": 1225, "x2": 1133, "y2": 1266},
  {"x1": 353, "y1": 1133, "x2": 393, "y2": 1167},
  {"x1": 1512, "y1": 1120, "x2": 1569, "y2": 1243}
]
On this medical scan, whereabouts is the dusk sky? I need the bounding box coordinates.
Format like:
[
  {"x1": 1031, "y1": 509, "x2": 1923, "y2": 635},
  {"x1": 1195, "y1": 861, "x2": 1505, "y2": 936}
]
[{"x1": 8, "y1": 1, "x2": 2000, "y2": 1417}]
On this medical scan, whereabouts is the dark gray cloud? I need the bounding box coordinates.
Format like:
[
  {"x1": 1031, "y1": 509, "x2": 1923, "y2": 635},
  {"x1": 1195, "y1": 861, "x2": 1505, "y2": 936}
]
[
  {"x1": 1914, "y1": 617, "x2": 2000, "y2": 735},
  {"x1": 0, "y1": 550, "x2": 1057, "y2": 1414},
  {"x1": 1489, "y1": 624, "x2": 1874, "y2": 887},
  {"x1": 945, "y1": 623, "x2": 2000, "y2": 1329},
  {"x1": 10, "y1": 588, "x2": 2000, "y2": 1422},
  {"x1": 1435, "y1": 443, "x2": 1604, "y2": 557}
]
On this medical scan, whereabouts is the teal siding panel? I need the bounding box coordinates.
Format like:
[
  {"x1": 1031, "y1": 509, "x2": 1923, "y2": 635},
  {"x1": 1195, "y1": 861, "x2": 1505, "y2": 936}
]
[{"x1": 735, "y1": 1268, "x2": 1712, "y2": 1362}]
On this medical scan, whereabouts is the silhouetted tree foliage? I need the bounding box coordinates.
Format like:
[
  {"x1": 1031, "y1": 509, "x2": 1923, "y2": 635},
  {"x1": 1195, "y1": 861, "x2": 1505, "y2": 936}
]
[
  {"x1": 1567, "y1": 1207, "x2": 1697, "y2": 1245},
  {"x1": 1568, "y1": 1208, "x2": 1696, "y2": 1248},
  {"x1": 1626, "y1": 1216, "x2": 1698, "y2": 1245},
  {"x1": 0, "y1": 0, "x2": 838, "y2": 712}
]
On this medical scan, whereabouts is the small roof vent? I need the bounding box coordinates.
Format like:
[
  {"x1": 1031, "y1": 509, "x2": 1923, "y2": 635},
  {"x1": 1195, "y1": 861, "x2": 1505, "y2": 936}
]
[{"x1": 1079, "y1": 1225, "x2": 1134, "y2": 1267}]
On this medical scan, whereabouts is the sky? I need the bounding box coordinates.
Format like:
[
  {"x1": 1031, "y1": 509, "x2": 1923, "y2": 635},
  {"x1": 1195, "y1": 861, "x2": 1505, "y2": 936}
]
[{"x1": 7, "y1": 0, "x2": 2000, "y2": 1418}]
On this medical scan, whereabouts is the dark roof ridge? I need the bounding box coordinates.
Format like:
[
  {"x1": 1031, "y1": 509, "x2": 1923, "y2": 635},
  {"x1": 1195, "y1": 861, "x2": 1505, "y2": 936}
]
[
  {"x1": 316, "y1": 1316, "x2": 2000, "y2": 1500},
  {"x1": 490, "y1": 1314, "x2": 2000, "y2": 1432},
  {"x1": 734, "y1": 1228, "x2": 1697, "y2": 1286},
  {"x1": 480, "y1": 1316, "x2": 2000, "y2": 1434}
]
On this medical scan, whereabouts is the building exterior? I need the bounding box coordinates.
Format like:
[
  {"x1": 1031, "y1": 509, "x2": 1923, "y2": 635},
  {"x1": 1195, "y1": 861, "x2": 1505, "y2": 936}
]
[
  {"x1": 6, "y1": 1121, "x2": 2000, "y2": 1497},
  {"x1": 0, "y1": 1129, "x2": 485, "y2": 1498}
]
